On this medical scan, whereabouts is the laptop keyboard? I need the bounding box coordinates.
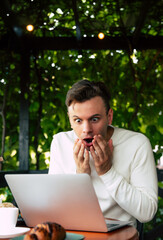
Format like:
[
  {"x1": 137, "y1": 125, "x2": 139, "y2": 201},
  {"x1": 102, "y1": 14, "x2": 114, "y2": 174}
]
[{"x1": 106, "y1": 223, "x2": 119, "y2": 228}]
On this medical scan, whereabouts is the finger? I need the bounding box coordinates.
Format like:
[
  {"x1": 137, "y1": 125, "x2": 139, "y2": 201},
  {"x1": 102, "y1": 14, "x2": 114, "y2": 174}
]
[
  {"x1": 84, "y1": 149, "x2": 90, "y2": 164},
  {"x1": 73, "y1": 138, "x2": 79, "y2": 151},
  {"x1": 73, "y1": 139, "x2": 82, "y2": 158},
  {"x1": 93, "y1": 135, "x2": 106, "y2": 150},
  {"x1": 92, "y1": 135, "x2": 105, "y2": 160},
  {"x1": 90, "y1": 145, "x2": 96, "y2": 158},
  {"x1": 96, "y1": 135, "x2": 107, "y2": 151},
  {"x1": 78, "y1": 142, "x2": 85, "y2": 161}
]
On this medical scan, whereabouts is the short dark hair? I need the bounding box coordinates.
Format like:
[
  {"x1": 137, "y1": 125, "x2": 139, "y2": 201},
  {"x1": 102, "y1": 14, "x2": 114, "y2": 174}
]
[{"x1": 65, "y1": 79, "x2": 111, "y2": 112}]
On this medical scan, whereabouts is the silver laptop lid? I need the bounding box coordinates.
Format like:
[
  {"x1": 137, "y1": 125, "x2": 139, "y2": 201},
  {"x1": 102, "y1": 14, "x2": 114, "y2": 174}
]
[{"x1": 5, "y1": 174, "x2": 108, "y2": 232}]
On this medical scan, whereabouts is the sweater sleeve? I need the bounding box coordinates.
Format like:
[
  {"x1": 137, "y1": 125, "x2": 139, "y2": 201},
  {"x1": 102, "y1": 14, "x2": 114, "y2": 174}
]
[
  {"x1": 49, "y1": 131, "x2": 76, "y2": 174},
  {"x1": 49, "y1": 136, "x2": 64, "y2": 174},
  {"x1": 100, "y1": 138, "x2": 158, "y2": 223},
  {"x1": 49, "y1": 137, "x2": 56, "y2": 174}
]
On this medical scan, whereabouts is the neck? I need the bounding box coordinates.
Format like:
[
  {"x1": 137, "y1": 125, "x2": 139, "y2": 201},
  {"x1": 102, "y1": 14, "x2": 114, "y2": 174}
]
[{"x1": 107, "y1": 125, "x2": 114, "y2": 140}]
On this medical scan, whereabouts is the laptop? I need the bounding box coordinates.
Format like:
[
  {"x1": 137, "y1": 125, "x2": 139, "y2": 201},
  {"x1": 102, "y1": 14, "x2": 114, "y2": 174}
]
[{"x1": 5, "y1": 174, "x2": 133, "y2": 232}]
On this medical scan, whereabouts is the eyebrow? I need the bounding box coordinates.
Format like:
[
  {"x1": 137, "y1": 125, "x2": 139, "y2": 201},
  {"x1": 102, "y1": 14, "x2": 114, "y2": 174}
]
[{"x1": 72, "y1": 114, "x2": 101, "y2": 120}]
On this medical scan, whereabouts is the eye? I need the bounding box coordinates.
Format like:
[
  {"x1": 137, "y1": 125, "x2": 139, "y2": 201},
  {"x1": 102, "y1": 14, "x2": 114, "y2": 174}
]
[
  {"x1": 75, "y1": 118, "x2": 81, "y2": 123},
  {"x1": 91, "y1": 117, "x2": 99, "y2": 122}
]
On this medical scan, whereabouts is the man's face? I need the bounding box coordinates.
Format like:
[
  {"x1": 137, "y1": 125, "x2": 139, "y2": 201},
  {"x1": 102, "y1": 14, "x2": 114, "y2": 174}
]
[{"x1": 68, "y1": 96, "x2": 113, "y2": 149}]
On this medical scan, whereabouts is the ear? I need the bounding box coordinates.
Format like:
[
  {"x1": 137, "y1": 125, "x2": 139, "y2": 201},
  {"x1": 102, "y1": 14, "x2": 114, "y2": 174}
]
[{"x1": 107, "y1": 108, "x2": 113, "y2": 125}]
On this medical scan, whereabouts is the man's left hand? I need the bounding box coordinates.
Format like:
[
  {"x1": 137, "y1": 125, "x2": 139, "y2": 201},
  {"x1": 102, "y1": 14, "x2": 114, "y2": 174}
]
[{"x1": 90, "y1": 135, "x2": 113, "y2": 176}]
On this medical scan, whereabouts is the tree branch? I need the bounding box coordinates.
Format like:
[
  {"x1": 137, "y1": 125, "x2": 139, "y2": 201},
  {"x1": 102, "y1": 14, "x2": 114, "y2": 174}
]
[
  {"x1": 0, "y1": 86, "x2": 7, "y2": 170},
  {"x1": 33, "y1": 53, "x2": 43, "y2": 170},
  {"x1": 116, "y1": 0, "x2": 140, "y2": 129}
]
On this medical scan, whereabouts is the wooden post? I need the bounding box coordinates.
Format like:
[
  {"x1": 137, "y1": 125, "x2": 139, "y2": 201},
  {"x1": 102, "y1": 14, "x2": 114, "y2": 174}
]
[{"x1": 19, "y1": 50, "x2": 30, "y2": 171}]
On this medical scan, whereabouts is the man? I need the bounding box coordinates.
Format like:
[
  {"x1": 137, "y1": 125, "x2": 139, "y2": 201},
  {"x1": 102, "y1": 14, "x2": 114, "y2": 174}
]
[{"x1": 49, "y1": 79, "x2": 158, "y2": 227}]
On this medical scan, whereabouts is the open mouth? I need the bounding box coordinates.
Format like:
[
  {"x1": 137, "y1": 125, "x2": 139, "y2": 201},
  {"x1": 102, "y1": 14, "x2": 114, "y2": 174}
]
[
  {"x1": 85, "y1": 138, "x2": 93, "y2": 143},
  {"x1": 83, "y1": 138, "x2": 94, "y2": 146}
]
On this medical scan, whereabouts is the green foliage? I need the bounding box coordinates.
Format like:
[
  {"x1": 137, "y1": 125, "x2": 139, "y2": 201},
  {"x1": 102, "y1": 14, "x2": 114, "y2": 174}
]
[
  {"x1": 0, "y1": 48, "x2": 163, "y2": 171},
  {"x1": 0, "y1": 0, "x2": 162, "y2": 235},
  {"x1": 0, "y1": 187, "x2": 13, "y2": 203}
]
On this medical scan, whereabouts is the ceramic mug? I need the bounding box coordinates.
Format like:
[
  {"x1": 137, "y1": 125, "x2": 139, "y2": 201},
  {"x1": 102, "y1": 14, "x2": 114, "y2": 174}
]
[{"x1": 0, "y1": 207, "x2": 18, "y2": 232}]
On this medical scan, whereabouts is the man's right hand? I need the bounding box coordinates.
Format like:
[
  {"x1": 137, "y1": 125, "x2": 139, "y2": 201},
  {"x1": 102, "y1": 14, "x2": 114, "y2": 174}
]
[{"x1": 73, "y1": 139, "x2": 91, "y2": 174}]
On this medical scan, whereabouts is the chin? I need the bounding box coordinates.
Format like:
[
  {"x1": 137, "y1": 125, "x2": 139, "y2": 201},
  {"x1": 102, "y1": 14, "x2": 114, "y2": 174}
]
[
  {"x1": 84, "y1": 144, "x2": 92, "y2": 151},
  {"x1": 86, "y1": 146, "x2": 91, "y2": 151}
]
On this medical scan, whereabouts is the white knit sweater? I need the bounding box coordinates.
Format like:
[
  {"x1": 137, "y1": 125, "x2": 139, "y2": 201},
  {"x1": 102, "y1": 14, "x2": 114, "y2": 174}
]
[{"x1": 49, "y1": 127, "x2": 158, "y2": 225}]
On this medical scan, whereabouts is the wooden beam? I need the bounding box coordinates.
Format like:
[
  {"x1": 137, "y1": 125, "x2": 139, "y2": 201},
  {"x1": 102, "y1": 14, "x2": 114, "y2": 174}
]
[
  {"x1": 19, "y1": 50, "x2": 30, "y2": 171},
  {"x1": 0, "y1": 35, "x2": 162, "y2": 51},
  {"x1": 132, "y1": 0, "x2": 151, "y2": 45}
]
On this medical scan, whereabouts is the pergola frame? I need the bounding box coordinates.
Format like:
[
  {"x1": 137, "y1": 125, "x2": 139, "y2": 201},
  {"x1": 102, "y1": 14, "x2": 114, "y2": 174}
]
[{"x1": 0, "y1": 0, "x2": 162, "y2": 172}]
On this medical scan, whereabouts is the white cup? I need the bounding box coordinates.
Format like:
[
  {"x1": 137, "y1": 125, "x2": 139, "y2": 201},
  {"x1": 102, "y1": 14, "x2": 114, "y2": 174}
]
[{"x1": 0, "y1": 207, "x2": 18, "y2": 232}]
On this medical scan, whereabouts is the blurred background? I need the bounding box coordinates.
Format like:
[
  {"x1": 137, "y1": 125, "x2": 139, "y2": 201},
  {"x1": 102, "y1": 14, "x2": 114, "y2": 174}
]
[{"x1": 0, "y1": 0, "x2": 162, "y2": 239}]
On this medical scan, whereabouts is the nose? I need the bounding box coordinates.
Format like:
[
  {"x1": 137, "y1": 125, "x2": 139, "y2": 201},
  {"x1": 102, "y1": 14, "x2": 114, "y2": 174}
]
[{"x1": 83, "y1": 121, "x2": 92, "y2": 134}]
